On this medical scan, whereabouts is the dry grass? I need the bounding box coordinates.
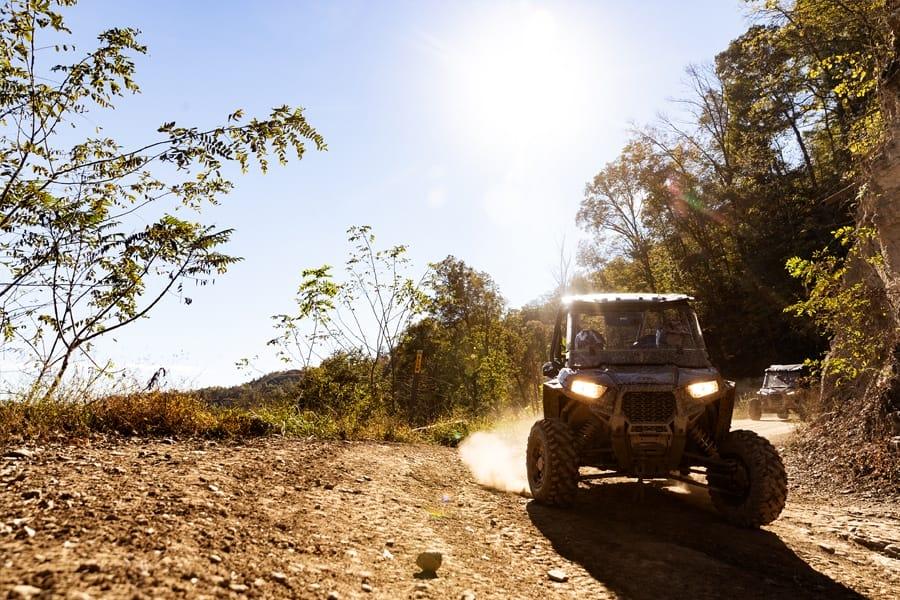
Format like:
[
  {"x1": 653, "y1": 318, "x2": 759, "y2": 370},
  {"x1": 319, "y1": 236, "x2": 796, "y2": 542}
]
[{"x1": 0, "y1": 392, "x2": 427, "y2": 444}]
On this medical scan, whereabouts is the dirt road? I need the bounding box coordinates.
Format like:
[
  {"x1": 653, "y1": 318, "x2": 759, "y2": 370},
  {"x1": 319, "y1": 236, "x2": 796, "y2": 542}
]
[
  {"x1": 1, "y1": 428, "x2": 898, "y2": 599},
  {"x1": 732, "y1": 417, "x2": 797, "y2": 444}
]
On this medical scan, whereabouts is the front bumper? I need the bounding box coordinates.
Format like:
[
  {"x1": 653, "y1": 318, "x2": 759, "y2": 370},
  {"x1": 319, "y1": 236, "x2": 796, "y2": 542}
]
[{"x1": 600, "y1": 385, "x2": 696, "y2": 477}]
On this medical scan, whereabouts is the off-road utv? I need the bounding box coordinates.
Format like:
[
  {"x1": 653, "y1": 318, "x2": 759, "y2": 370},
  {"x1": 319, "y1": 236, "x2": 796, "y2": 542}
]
[
  {"x1": 527, "y1": 293, "x2": 787, "y2": 528},
  {"x1": 749, "y1": 364, "x2": 808, "y2": 421}
]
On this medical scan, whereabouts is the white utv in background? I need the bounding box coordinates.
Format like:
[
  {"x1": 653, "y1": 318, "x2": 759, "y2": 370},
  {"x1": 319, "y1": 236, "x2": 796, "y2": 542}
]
[
  {"x1": 528, "y1": 293, "x2": 788, "y2": 528},
  {"x1": 749, "y1": 364, "x2": 809, "y2": 421}
]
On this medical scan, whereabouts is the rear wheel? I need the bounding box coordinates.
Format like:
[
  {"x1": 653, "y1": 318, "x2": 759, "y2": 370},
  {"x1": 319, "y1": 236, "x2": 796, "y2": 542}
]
[
  {"x1": 526, "y1": 419, "x2": 578, "y2": 507},
  {"x1": 748, "y1": 398, "x2": 762, "y2": 421},
  {"x1": 708, "y1": 430, "x2": 787, "y2": 527}
]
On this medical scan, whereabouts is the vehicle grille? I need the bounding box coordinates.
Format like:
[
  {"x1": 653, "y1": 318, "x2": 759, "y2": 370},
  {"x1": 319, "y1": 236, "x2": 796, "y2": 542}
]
[{"x1": 623, "y1": 392, "x2": 676, "y2": 423}]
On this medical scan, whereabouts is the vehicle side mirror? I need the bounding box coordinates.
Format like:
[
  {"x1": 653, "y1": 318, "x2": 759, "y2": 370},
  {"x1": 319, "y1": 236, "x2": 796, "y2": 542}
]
[{"x1": 542, "y1": 361, "x2": 560, "y2": 378}]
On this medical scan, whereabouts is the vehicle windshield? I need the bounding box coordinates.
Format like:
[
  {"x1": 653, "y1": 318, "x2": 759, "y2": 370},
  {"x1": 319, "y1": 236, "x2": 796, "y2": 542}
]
[
  {"x1": 763, "y1": 371, "x2": 799, "y2": 389},
  {"x1": 566, "y1": 302, "x2": 708, "y2": 368}
]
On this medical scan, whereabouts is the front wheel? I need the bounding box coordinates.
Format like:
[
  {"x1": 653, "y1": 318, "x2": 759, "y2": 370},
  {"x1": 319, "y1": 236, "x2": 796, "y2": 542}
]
[
  {"x1": 526, "y1": 419, "x2": 578, "y2": 507},
  {"x1": 708, "y1": 430, "x2": 787, "y2": 528},
  {"x1": 748, "y1": 398, "x2": 762, "y2": 421}
]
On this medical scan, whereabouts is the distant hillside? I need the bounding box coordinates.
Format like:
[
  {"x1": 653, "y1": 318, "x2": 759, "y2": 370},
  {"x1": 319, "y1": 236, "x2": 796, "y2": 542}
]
[{"x1": 195, "y1": 370, "x2": 304, "y2": 407}]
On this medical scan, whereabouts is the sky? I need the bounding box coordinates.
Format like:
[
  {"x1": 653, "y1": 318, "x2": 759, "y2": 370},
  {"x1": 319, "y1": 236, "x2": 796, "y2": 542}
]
[{"x1": 53, "y1": 0, "x2": 751, "y2": 387}]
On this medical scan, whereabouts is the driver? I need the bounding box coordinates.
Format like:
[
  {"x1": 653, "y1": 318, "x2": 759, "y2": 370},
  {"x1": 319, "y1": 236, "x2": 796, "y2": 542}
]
[{"x1": 574, "y1": 328, "x2": 606, "y2": 355}]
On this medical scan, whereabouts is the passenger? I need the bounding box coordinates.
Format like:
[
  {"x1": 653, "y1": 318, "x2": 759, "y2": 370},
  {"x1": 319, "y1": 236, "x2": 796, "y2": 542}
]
[{"x1": 656, "y1": 316, "x2": 688, "y2": 348}]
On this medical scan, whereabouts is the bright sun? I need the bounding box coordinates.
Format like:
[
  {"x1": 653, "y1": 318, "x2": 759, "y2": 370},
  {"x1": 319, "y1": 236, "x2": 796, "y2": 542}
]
[{"x1": 450, "y1": 7, "x2": 589, "y2": 150}]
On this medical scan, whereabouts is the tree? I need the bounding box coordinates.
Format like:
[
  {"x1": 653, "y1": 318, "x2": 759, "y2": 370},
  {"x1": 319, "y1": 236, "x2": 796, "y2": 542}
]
[
  {"x1": 269, "y1": 226, "x2": 426, "y2": 411},
  {"x1": 394, "y1": 256, "x2": 539, "y2": 420},
  {"x1": 577, "y1": 147, "x2": 658, "y2": 291},
  {"x1": 0, "y1": 0, "x2": 326, "y2": 395}
]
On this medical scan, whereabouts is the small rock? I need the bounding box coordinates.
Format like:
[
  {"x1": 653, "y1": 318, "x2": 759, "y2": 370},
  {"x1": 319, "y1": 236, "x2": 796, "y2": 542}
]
[
  {"x1": 548, "y1": 569, "x2": 568, "y2": 583},
  {"x1": 385, "y1": 539, "x2": 395, "y2": 547},
  {"x1": 11, "y1": 585, "x2": 42, "y2": 599},
  {"x1": 883, "y1": 544, "x2": 900, "y2": 559},
  {"x1": 850, "y1": 534, "x2": 888, "y2": 551},
  {"x1": 21, "y1": 490, "x2": 41, "y2": 500},
  {"x1": 489, "y1": 517, "x2": 498, "y2": 528},
  {"x1": 382, "y1": 549, "x2": 394, "y2": 560},
  {"x1": 5, "y1": 448, "x2": 34, "y2": 459},
  {"x1": 228, "y1": 583, "x2": 248, "y2": 592},
  {"x1": 327, "y1": 592, "x2": 341, "y2": 600},
  {"x1": 19, "y1": 525, "x2": 36, "y2": 539},
  {"x1": 361, "y1": 583, "x2": 373, "y2": 593},
  {"x1": 461, "y1": 590, "x2": 477, "y2": 600},
  {"x1": 270, "y1": 571, "x2": 287, "y2": 584},
  {"x1": 416, "y1": 551, "x2": 442, "y2": 573},
  {"x1": 818, "y1": 543, "x2": 836, "y2": 554},
  {"x1": 252, "y1": 578, "x2": 266, "y2": 587},
  {"x1": 324, "y1": 483, "x2": 335, "y2": 490},
  {"x1": 209, "y1": 554, "x2": 222, "y2": 564},
  {"x1": 68, "y1": 592, "x2": 92, "y2": 600},
  {"x1": 77, "y1": 561, "x2": 102, "y2": 573}
]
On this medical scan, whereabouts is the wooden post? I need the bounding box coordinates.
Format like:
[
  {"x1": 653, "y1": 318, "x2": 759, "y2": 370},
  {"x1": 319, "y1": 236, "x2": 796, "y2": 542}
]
[{"x1": 411, "y1": 349, "x2": 423, "y2": 412}]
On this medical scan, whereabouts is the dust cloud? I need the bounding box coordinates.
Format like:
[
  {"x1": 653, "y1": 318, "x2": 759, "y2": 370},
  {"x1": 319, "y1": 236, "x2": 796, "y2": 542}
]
[{"x1": 458, "y1": 415, "x2": 536, "y2": 496}]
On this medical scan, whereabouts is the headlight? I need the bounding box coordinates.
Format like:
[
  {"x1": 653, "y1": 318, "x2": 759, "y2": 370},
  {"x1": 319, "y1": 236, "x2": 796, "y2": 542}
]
[
  {"x1": 685, "y1": 380, "x2": 719, "y2": 399},
  {"x1": 570, "y1": 379, "x2": 607, "y2": 399}
]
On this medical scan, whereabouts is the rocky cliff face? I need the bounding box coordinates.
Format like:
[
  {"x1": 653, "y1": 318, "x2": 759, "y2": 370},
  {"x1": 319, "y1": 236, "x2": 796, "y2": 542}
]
[
  {"x1": 792, "y1": 5, "x2": 900, "y2": 489},
  {"x1": 853, "y1": 4, "x2": 900, "y2": 436}
]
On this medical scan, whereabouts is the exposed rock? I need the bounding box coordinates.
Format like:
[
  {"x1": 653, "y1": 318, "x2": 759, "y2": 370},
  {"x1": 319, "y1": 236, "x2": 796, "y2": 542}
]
[
  {"x1": 883, "y1": 543, "x2": 900, "y2": 559},
  {"x1": 270, "y1": 571, "x2": 287, "y2": 584},
  {"x1": 18, "y1": 525, "x2": 36, "y2": 539},
  {"x1": 11, "y1": 585, "x2": 42, "y2": 599},
  {"x1": 208, "y1": 553, "x2": 222, "y2": 564},
  {"x1": 326, "y1": 592, "x2": 341, "y2": 600},
  {"x1": 76, "y1": 561, "x2": 101, "y2": 573},
  {"x1": 547, "y1": 569, "x2": 568, "y2": 583},
  {"x1": 461, "y1": 590, "x2": 477, "y2": 600},
  {"x1": 818, "y1": 543, "x2": 836, "y2": 554},
  {"x1": 849, "y1": 534, "x2": 888, "y2": 551},
  {"x1": 228, "y1": 582, "x2": 248, "y2": 592},
  {"x1": 361, "y1": 583, "x2": 373, "y2": 593},
  {"x1": 5, "y1": 448, "x2": 35, "y2": 459}
]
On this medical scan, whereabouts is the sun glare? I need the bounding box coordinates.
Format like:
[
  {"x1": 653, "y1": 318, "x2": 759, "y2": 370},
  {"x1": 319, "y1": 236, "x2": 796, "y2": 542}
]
[{"x1": 451, "y1": 7, "x2": 589, "y2": 150}]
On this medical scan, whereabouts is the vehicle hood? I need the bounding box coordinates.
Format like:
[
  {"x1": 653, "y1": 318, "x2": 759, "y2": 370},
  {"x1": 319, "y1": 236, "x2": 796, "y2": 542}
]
[{"x1": 559, "y1": 365, "x2": 719, "y2": 388}]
